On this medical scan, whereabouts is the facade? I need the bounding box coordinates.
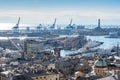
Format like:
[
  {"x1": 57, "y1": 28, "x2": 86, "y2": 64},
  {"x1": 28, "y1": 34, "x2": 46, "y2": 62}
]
[
  {"x1": 24, "y1": 39, "x2": 47, "y2": 54},
  {"x1": 32, "y1": 74, "x2": 59, "y2": 80},
  {"x1": 54, "y1": 48, "x2": 61, "y2": 57},
  {"x1": 94, "y1": 58, "x2": 108, "y2": 77},
  {"x1": 47, "y1": 64, "x2": 56, "y2": 70},
  {"x1": 59, "y1": 61, "x2": 73, "y2": 75}
]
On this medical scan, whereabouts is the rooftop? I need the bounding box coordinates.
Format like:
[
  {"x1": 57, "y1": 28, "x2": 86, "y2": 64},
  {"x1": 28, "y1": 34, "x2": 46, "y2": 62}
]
[{"x1": 94, "y1": 58, "x2": 107, "y2": 67}]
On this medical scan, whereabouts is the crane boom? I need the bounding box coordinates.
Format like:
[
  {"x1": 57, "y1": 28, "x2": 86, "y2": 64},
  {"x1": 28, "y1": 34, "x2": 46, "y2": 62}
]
[
  {"x1": 50, "y1": 18, "x2": 56, "y2": 29},
  {"x1": 53, "y1": 18, "x2": 56, "y2": 26},
  {"x1": 7, "y1": 37, "x2": 22, "y2": 51},
  {"x1": 69, "y1": 19, "x2": 72, "y2": 26},
  {"x1": 16, "y1": 17, "x2": 20, "y2": 28}
]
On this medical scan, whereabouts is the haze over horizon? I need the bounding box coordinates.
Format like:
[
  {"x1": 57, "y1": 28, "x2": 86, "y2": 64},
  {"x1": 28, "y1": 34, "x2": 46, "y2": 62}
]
[{"x1": 0, "y1": 0, "x2": 120, "y2": 25}]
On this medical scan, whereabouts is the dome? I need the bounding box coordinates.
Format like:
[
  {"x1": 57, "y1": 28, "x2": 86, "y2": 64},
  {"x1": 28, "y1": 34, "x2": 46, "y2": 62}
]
[{"x1": 94, "y1": 58, "x2": 107, "y2": 67}]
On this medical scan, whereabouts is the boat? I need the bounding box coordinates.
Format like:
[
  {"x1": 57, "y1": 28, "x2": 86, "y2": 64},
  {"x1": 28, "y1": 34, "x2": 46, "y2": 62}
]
[
  {"x1": 84, "y1": 40, "x2": 104, "y2": 48},
  {"x1": 66, "y1": 40, "x2": 104, "y2": 56},
  {"x1": 105, "y1": 32, "x2": 120, "y2": 38}
]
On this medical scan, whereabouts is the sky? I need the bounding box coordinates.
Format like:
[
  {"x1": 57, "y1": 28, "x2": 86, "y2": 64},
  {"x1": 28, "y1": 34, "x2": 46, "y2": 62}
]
[{"x1": 0, "y1": 0, "x2": 120, "y2": 25}]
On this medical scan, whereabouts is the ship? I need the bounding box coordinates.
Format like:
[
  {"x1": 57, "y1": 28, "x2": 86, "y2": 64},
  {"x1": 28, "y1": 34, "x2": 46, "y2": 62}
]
[
  {"x1": 105, "y1": 31, "x2": 120, "y2": 38},
  {"x1": 66, "y1": 40, "x2": 104, "y2": 56},
  {"x1": 83, "y1": 40, "x2": 104, "y2": 49}
]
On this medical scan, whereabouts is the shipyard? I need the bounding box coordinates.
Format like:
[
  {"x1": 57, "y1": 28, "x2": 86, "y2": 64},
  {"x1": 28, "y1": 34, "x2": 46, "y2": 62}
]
[{"x1": 0, "y1": 0, "x2": 120, "y2": 80}]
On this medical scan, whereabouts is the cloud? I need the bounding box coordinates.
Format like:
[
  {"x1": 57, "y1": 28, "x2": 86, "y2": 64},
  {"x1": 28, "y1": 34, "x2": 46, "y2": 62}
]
[{"x1": 0, "y1": 9, "x2": 120, "y2": 24}]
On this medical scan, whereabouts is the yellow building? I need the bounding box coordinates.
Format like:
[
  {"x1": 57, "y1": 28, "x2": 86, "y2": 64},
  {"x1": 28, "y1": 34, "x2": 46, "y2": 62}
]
[
  {"x1": 47, "y1": 63, "x2": 56, "y2": 70},
  {"x1": 94, "y1": 58, "x2": 108, "y2": 77},
  {"x1": 32, "y1": 73, "x2": 59, "y2": 80}
]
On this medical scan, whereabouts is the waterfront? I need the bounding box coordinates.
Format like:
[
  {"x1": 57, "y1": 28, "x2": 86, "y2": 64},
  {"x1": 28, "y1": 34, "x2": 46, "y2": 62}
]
[
  {"x1": 60, "y1": 35, "x2": 120, "y2": 57},
  {"x1": 0, "y1": 35, "x2": 119, "y2": 57},
  {"x1": 87, "y1": 36, "x2": 120, "y2": 49}
]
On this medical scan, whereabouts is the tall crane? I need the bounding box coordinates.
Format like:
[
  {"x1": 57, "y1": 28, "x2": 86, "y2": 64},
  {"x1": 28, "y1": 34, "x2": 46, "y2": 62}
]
[
  {"x1": 12, "y1": 17, "x2": 20, "y2": 37},
  {"x1": 66, "y1": 19, "x2": 74, "y2": 29},
  {"x1": 49, "y1": 18, "x2": 56, "y2": 29},
  {"x1": 69, "y1": 19, "x2": 72, "y2": 27},
  {"x1": 12, "y1": 17, "x2": 20, "y2": 30}
]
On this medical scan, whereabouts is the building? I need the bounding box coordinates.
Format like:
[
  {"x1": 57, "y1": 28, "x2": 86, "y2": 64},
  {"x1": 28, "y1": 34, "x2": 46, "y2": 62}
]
[
  {"x1": 32, "y1": 73, "x2": 59, "y2": 80},
  {"x1": 58, "y1": 61, "x2": 73, "y2": 75},
  {"x1": 54, "y1": 48, "x2": 61, "y2": 57},
  {"x1": 47, "y1": 64, "x2": 56, "y2": 70},
  {"x1": 76, "y1": 25, "x2": 85, "y2": 29},
  {"x1": 75, "y1": 71, "x2": 83, "y2": 79},
  {"x1": 30, "y1": 69, "x2": 59, "y2": 80},
  {"x1": 25, "y1": 39, "x2": 44, "y2": 54},
  {"x1": 8, "y1": 74, "x2": 33, "y2": 80},
  {"x1": 0, "y1": 71, "x2": 13, "y2": 80},
  {"x1": 94, "y1": 58, "x2": 108, "y2": 77}
]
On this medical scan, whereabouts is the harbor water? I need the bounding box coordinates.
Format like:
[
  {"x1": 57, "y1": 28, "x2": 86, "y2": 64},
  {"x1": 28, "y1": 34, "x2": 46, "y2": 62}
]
[
  {"x1": 61, "y1": 36, "x2": 120, "y2": 57},
  {"x1": 86, "y1": 36, "x2": 120, "y2": 49}
]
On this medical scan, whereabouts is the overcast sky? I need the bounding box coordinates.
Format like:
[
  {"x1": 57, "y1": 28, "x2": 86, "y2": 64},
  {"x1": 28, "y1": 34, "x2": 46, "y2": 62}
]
[{"x1": 0, "y1": 0, "x2": 120, "y2": 25}]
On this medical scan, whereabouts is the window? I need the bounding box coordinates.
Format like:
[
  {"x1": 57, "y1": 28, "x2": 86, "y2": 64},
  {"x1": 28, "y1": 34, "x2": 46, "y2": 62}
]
[
  {"x1": 40, "y1": 77, "x2": 42, "y2": 78},
  {"x1": 36, "y1": 77, "x2": 38, "y2": 79},
  {"x1": 98, "y1": 69, "x2": 99, "y2": 72},
  {"x1": 44, "y1": 76, "x2": 46, "y2": 79}
]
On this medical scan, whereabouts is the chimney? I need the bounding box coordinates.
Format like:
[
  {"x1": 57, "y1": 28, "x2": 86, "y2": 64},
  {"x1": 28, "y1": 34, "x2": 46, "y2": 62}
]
[
  {"x1": 98, "y1": 19, "x2": 100, "y2": 28},
  {"x1": 117, "y1": 42, "x2": 119, "y2": 56}
]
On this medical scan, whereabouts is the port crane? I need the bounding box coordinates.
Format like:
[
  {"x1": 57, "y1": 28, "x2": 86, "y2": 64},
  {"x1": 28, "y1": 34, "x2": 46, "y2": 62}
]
[
  {"x1": 6, "y1": 17, "x2": 22, "y2": 54},
  {"x1": 69, "y1": 19, "x2": 72, "y2": 27},
  {"x1": 66, "y1": 19, "x2": 75, "y2": 29},
  {"x1": 49, "y1": 18, "x2": 56, "y2": 29},
  {"x1": 36, "y1": 24, "x2": 42, "y2": 31},
  {"x1": 12, "y1": 17, "x2": 20, "y2": 31},
  {"x1": 11, "y1": 17, "x2": 21, "y2": 37}
]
